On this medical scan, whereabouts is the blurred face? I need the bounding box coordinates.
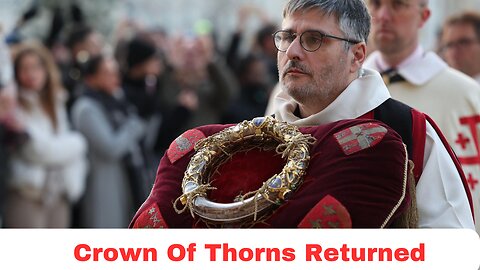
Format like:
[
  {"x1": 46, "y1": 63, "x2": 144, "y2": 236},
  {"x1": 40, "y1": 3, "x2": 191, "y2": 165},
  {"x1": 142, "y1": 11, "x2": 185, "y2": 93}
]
[
  {"x1": 277, "y1": 9, "x2": 364, "y2": 116},
  {"x1": 142, "y1": 57, "x2": 162, "y2": 77},
  {"x1": 368, "y1": 0, "x2": 429, "y2": 57},
  {"x1": 91, "y1": 58, "x2": 120, "y2": 94},
  {"x1": 127, "y1": 55, "x2": 163, "y2": 81},
  {"x1": 441, "y1": 23, "x2": 480, "y2": 77},
  {"x1": 17, "y1": 53, "x2": 47, "y2": 92}
]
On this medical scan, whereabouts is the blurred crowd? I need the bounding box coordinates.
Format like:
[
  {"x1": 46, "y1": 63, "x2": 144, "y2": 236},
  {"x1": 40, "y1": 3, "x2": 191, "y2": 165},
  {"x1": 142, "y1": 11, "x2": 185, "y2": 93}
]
[
  {"x1": 0, "y1": 2, "x2": 479, "y2": 228},
  {"x1": 0, "y1": 3, "x2": 278, "y2": 228}
]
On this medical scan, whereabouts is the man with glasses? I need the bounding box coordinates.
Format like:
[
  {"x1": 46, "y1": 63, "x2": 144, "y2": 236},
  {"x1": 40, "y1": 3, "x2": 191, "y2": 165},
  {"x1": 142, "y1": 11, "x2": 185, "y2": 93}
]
[
  {"x1": 440, "y1": 11, "x2": 480, "y2": 84},
  {"x1": 272, "y1": 0, "x2": 474, "y2": 228},
  {"x1": 362, "y1": 0, "x2": 480, "y2": 232}
]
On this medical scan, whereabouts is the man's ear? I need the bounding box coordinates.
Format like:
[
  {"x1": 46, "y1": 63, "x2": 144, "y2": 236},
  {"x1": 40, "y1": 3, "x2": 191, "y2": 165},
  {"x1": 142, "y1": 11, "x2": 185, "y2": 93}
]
[
  {"x1": 419, "y1": 7, "x2": 431, "y2": 28},
  {"x1": 350, "y1": 42, "x2": 366, "y2": 73}
]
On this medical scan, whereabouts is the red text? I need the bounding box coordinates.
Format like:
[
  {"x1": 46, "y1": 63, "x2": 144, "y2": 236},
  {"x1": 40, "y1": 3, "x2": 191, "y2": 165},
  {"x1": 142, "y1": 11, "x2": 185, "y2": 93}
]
[
  {"x1": 306, "y1": 243, "x2": 425, "y2": 262},
  {"x1": 74, "y1": 244, "x2": 157, "y2": 262}
]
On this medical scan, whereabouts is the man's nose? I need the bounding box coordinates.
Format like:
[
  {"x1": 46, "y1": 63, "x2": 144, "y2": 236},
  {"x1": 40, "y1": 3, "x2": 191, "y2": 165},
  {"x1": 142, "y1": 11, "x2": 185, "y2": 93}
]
[{"x1": 285, "y1": 37, "x2": 304, "y2": 60}]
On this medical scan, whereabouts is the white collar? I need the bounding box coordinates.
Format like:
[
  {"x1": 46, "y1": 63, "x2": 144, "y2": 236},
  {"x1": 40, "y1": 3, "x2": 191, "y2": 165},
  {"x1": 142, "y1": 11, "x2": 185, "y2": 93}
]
[
  {"x1": 374, "y1": 46, "x2": 424, "y2": 71},
  {"x1": 364, "y1": 46, "x2": 448, "y2": 85},
  {"x1": 274, "y1": 68, "x2": 390, "y2": 126}
]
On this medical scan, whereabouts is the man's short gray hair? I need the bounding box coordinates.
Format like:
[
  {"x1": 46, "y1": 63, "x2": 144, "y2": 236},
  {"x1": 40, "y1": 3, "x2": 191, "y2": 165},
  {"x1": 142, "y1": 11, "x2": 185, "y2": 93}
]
[{"x1": 283, "y1": 0, "x2": 371, "y2": 44}]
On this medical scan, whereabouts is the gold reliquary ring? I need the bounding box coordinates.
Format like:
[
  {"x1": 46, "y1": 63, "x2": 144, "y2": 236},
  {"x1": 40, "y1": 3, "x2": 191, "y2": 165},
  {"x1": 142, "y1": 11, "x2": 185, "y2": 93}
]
[{"x1": 174, "y1": 116, "x2": 316, "y2": 225}]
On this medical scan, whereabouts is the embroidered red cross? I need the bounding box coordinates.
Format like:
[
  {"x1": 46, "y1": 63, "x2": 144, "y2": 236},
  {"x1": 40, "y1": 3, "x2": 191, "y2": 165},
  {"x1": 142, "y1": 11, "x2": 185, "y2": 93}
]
[
  {"x1": 455, "y1": 133, "x2": 470, "y2": 150},
  {"x1": 467, "y1": 173, "x2": 479, "y2": 190},
  {"x1": 457, "y1": 116, "x2": 480, "y2": 166}
]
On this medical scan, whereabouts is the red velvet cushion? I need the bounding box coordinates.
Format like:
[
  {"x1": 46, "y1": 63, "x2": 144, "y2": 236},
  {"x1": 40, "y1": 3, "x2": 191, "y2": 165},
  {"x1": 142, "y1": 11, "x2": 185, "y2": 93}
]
[{"x1": 208, "y1": 149, "x2": 285, "y2": 203}]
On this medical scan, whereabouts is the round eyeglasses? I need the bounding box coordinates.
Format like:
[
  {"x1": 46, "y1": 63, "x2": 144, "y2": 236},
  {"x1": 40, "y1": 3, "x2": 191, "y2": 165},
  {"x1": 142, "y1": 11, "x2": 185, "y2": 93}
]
[{"x1": 273, "y1": 30, "x2": 361, "y2": 52}]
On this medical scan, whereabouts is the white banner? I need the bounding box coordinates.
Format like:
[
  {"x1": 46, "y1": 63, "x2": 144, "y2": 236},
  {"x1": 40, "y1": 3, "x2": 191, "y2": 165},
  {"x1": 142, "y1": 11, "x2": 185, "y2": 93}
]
[{"x1": 0, "y1": 229, "x2": 478, "y2": 269}]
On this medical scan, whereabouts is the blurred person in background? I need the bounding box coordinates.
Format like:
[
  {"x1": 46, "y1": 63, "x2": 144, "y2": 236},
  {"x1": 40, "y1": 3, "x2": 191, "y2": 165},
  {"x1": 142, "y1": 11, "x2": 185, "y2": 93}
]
[
  {"x1": 255, "y1": 23, "x2": 281, "y2": 84},
  {"x1": 161, "y1": 31, "x2": 238, "y2": 131},
  {"x1": 5, "y1": 42, "x2": 87, "y2": 228},
  {"x1": 0, "y1": 83, "x2": 20, "y2": 228},
  {"x1": 225, "y1": 6, "x2": 280, "y2": 121},
  {"x1": 440, "y1": 11, "x2": 480, "y2": 84},
  {"x1": 0, "y1": 85, "x2": 20, "y2": 228},
  {"x1": 71, "y1": 55, "x2": 147, "y2": 228},
  {"x1": 62, "y1": 25, "x2": 104, "y2": 228},
  {"x1": 122, "y1": 36, "x2": 197, "y2": 159},
  {"x1": 222, "y1": 53, "x2": 271, "y2": 123},
  {"x1": 0, "y1": 32, "x2": 29, "y2": 227},
  {"x1": 226, "y1": 6, "x2": 279, "y2": 89},
  {"x1": 364, "y1": 0, "x2": 480, "y2": 232},
  {"x1": 123, "y1": 37, "x2": 166, "y2": 121},
  {"x1": 63, "y1": 25, "x2": 105, "y2": 113}
]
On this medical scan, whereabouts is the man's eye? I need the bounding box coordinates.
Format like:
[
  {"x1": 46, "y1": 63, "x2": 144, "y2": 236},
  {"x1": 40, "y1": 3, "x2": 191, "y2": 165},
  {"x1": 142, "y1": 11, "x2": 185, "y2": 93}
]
[
  {"x1": 278, "y1": 33, "x2": 294, "y2": 42},
  {"x1": 303, "y1": 35, "x2": 321, "y2": 47},
  {"x1": 458, "y1": 39, "x2": 474, "y2": 46}
]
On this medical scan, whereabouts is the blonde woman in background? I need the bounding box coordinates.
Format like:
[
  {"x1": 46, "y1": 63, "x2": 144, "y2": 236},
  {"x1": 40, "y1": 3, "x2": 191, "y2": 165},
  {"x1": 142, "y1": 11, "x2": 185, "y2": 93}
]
[{"x1": 5, "y1": 42, "x2": 87, "y2": 228}]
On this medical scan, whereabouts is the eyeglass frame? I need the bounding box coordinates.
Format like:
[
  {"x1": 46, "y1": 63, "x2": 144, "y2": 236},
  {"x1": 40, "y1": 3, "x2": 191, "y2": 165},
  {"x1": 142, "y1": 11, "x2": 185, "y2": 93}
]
[
  {"x1": 272, "y1": 29, "x2": 361, "y2": 52},
  {"x1": 439, "y1": 37, "x2": 480, "y2": 53}
]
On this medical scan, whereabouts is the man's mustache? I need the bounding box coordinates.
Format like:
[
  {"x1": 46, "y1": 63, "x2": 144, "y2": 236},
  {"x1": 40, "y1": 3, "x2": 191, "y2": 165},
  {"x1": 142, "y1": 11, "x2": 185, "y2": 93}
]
[{"x1": 282, "y1": 61, "x2": 310, "y2": 77}]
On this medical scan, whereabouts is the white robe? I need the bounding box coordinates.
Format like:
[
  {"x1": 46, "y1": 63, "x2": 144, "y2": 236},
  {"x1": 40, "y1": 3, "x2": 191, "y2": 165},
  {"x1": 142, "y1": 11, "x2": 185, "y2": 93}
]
[{"x1": 365, "y1": 47, "x2": 480, "y2": 232}]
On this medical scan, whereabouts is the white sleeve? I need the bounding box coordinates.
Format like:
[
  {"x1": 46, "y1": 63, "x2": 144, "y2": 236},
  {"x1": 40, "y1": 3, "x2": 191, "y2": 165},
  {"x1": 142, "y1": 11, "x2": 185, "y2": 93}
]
[
  {"x1": 416, "y1": 122, "x2": 475, "y2": 229},
  {"x1": 21, "y1": 122, "x2": 87, "y2": 167}
]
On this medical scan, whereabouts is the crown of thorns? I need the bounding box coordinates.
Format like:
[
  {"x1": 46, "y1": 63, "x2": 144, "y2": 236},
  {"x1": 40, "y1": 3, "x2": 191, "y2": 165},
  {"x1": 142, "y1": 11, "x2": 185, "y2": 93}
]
[{"x1": 174, "y1": 116, "x2": 316, "y2": 227}]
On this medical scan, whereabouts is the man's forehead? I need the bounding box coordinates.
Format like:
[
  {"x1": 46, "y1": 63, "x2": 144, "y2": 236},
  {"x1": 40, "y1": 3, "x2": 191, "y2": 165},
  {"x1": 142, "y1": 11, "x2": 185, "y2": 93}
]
[
  {"x1": 281, "y1": 10, "x2": 338, "y2": 32},
  {"x1": 443, "y1": 24, "x2": 477, "y2": 39}
]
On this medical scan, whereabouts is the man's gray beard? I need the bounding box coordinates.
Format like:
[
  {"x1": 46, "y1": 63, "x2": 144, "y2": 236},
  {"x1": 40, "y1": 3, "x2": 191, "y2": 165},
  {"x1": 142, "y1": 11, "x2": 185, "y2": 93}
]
[{"x1": 285, "y1": 84, "x2": 318, "y2": 106}]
